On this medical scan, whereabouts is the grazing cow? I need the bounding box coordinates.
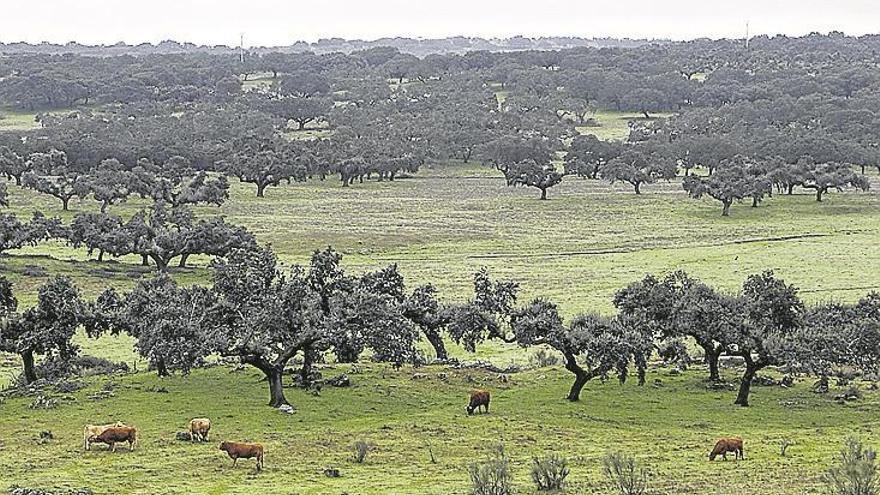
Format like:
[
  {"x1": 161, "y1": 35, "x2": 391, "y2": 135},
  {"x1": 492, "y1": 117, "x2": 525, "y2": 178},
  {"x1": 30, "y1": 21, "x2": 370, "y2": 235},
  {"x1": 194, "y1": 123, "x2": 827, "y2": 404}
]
[
  {"x1": 93, "y1": 426, "x2": 138, "y2": 452},
  {"x1": 709, "y1": 437, "x2": 744, "y2": 461},
  {"x1": 466, "y1": 389, "x2": 491, "y2": 415},
  {"x1": 83, "y1": 422, "x2": 126, "y2": 451},
  {"x1": 189, "y1": 418, "x2": 212, "y2": 443},
  {"x1": 219, "y1": 441, "x2": 264, "y2": 472}
]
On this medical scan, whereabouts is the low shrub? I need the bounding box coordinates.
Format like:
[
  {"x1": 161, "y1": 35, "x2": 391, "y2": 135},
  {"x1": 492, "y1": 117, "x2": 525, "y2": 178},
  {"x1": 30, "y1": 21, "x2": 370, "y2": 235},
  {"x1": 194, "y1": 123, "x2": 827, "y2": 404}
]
[
  {"x1": 823, "y1": 437, "x2": 878, "y2": 495},
  {"x1": 529, "y1": 349, "x2": 560, "y2": 368},
  {"x1": 469, "y1": 444, "x2": 513, "y2": 495},
  {"x1": 603, "y1": 451, "x2": 648, "y2": 495},
  {"x1": 531, "y1": 453, "x2": 569, "y2": 490},
  {"x1": 353, "y1": 439, "x2": 374, "y2": 463}
]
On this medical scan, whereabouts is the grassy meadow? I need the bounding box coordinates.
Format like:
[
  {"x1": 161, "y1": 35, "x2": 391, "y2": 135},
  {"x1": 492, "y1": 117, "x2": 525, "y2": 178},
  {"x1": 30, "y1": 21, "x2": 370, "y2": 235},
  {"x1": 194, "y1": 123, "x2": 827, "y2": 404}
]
[
  {"x1": 1, "y1": 110, "x2": 880, "y2": 494},
  {"x1": 2, "y1": 361, "x2": 879, "y2": 495}
]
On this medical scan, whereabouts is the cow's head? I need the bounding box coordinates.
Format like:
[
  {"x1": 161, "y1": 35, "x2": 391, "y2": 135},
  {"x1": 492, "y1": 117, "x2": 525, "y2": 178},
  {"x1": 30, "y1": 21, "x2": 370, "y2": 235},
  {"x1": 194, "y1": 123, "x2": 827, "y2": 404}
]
[
  {"x1": 466, "y1": 405, "x2": 475, "y2": 415},
  {"x1": 219, "y1": 441, "x2": 228, "y2": 452}
]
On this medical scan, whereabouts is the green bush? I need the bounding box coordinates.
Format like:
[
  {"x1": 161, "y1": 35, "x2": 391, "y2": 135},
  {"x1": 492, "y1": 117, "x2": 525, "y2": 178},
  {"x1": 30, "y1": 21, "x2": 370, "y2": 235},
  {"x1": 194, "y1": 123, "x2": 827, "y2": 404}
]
[
  {"x1": 823, "y1": 437, "x2": 878, "y2": 495},
  {"x1": 353, "y1": 439, "x2": 374, "y2": 463},
  {"x1": 531, "y1": 453, "x2": 569, "y2": 490},
  {"x1": 529, "y1": 349, "x2": 560, "y2": 368},
  {"x1": 603, "y1": 451, "x2": 647, "y2": 495},
  {"x1": 469, "y1": 444, "x2": 513, "y2": 495}
]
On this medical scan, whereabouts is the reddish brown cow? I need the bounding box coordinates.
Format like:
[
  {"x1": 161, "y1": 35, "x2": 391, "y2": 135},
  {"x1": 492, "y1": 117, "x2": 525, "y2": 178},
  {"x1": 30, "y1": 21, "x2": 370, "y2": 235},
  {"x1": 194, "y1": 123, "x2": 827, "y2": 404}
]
[
  {"x1": 466, "y1": 389, "x2": 491, "y2": 415},
  {"x1": 220, "y1": 441, "x2": 264, "y2": 471},
  {"x1": 93, "y1": 426, "x2": 138, "y2": 452},
  {"x1": 83, "y1": 422, "x2": 126, "y2": 451},
  {"x1": 709, "y1": 437, "x2": 744, "y2": 461}
]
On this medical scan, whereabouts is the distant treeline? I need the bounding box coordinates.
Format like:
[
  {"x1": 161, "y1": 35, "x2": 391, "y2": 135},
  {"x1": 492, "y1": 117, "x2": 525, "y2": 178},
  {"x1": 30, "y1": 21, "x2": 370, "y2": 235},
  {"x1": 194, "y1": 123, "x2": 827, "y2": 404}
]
[{"x1": 0, "y1": 36, "x2": 658, "y2": 57}]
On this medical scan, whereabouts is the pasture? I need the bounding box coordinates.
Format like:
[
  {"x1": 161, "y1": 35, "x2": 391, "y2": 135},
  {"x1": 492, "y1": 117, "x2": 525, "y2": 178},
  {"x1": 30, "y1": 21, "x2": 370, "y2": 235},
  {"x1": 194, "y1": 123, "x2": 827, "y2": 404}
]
[
  {"x1": 2, "y1": 154, "x2": 879, "y2": 314},
  {"x1": 1, "y1": 111, "x2": 880, "y2": 494},
  {"x1": 0, "y1": 361, "x2": 877, "y2": 495}
]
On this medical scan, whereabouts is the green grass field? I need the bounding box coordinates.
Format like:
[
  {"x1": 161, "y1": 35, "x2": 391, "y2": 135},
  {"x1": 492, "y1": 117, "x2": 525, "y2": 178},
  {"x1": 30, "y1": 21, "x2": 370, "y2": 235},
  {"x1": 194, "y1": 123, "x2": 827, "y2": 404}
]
[
  {"x1": 0, "y1": 108, "x2": 41, "y2": 131},
  {"x1": 0, "y1": 362, "x2": 877, "y2": 495},
  {"x1": 2, "y1": 110, "x2": 880, "y2": 494},
  {"x1": 2, "y1": 159, "x2": 878, "y2": 314}
]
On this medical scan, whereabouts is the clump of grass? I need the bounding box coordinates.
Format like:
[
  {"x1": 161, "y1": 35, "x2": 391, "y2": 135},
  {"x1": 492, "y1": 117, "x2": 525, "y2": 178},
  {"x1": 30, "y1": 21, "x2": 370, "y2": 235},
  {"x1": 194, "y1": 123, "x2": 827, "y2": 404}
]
[
  {"x1": 823, "y1": 437, "x2": 878, "y2": 495},
  {"x1": 352, "y1": 439, "x2": 374, "y2": 464},
  {"x1": 529, "y1": 349, "x2": 559, "y2": 368},
  {"x1": 469, "y1": 444, "x2": 513, "y2": 495},
  {"x1": 603, "y1": 451, "x2": 648, "y2": 495},
  {"x1": 531, "y1": 453, "x2": 569, "y2": 491}
]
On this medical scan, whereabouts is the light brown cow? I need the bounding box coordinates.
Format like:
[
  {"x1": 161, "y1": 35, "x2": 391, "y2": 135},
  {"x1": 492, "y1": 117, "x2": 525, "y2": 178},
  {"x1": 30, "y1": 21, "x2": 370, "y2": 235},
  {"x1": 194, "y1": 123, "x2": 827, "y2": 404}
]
[
  {"x1": 93, "y1": 426, "x2": 138, "y2": 452},
  {"x1": 189, "y1": 418, "x2": 212, "y2": 443},
  {"x1": 220, "y1": 441, "x2": 264, "y2": 472},
  {"x1": 83, "y1": 422, "x2": 126, "y2": 451},
  {"x1": 710, "y1": 437, "x2": 744, "y2": 461}
]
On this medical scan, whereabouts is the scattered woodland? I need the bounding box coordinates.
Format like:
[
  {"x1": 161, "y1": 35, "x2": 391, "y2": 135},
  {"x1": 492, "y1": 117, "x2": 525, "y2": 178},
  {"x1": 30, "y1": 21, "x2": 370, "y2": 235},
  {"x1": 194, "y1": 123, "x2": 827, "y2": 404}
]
[{"x1": 1, "y1": 33, "x2": 880, "y2": 495}]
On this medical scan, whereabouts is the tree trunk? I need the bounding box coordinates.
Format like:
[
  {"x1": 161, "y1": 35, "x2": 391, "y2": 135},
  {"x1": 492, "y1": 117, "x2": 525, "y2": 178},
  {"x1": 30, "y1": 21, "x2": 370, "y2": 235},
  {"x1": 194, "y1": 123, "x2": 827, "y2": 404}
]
[
  {"x1": 243, "y1": 355, "x2": 290, "y2": 407},
  {"x1": 256, "y1": 182, "x2": 266, "y2": 197},
  {"x1": 266, "y1": 367, "x2": 288, "y2": 407},
  {"x1": 156, "y1": 359, "x2": 169, "y2": 377},
  {"x1": 21, "y1": 349, "x2": 37, "y2": 384},
  {"x1": 299, "y1": 345, "x2": 316, "y2": 387},
  {"x1": 424, "y1": 329, "x2": 448, "y2": 361},
  {"x1": 703, "y1": 344, "x2": 723, "y2": 382},
  {"x1": 721, "y1": 201, "x2": 731, "y2": 216},
  {"x1": 178, "y1": 253, "x2": 190, "y2": 268},
  {"x1": 61, "y1": 197, "x2": 70, "y2": 211},
  {"x1": 787, "y1": 184, "x2": 794, "y2": 195},
  {"x1": 816, "y1": 189, "x2": 824, "y2": 202},
  {"x1": 150, "y1": 255, "x2": 169, "y2": 272},
  {"x1": 97, "y1": 250, "x2": 104, "y2": 262},
  {"x1": 100, "y1": 200, "x2": 109, "y2": 213},
  {"x1": 633, "y1": 182, "x2": 641, "y2": 195},
  {"x1": 141, "y1": 255, "x2": 150, "y2": 266},
  {"x1": 563, "y1": 353, "x2": 592, "y2": 402},
  {"x1": 297, "y1": 121, "x2": 305, "y2": 130},
  {"x1": 752, "y1": 196, "x2": 759, "y2": 207},
  {"x1": 540, "y1": 187, "x2": 548, "y2": 200},
  {"x1": 734, "y1": 363, "x2": 758, "y2": 407},
  {"x1": 14, "y1": 175, "x2": 21, "y2": 186},
  {"x1": 567, "y1": 370, "x2": 591, "y2": 402}
]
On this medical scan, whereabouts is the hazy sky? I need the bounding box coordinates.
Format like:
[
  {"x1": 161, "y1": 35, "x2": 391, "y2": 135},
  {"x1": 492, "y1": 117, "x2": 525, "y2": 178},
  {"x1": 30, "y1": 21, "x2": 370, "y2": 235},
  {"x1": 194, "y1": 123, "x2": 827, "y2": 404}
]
[{"x1": 2, "y1": 0, "x2": 878, "y2": 46}]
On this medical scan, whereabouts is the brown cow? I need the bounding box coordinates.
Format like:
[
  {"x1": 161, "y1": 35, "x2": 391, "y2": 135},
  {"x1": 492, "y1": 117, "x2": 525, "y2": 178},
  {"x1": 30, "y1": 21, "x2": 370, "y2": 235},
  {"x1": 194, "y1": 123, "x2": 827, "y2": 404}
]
[
  {"x1": 220, "y1": 441, "x2": 264, "y2": 472},
  {"x1": 189, "y1": 418, "x2": 212, "y2": 443},
  {"x1": 709, "y1": 437, "x2": 744, "y2": 461},
  {"x1": 93, "y1": 426, "x2": 138, "y2": 452},
  {"x1": 83, "y1": 422, "x2": 126, "y2": 451},
  {"x1": 466, "y1": 389, "x2": 491, "y2": 415}
]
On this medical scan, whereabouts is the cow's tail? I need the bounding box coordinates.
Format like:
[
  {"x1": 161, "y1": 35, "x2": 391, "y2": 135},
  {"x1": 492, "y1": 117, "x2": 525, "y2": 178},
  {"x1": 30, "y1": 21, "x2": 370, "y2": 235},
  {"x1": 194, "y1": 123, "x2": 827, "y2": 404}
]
[{"x1": 132, "y1": 428, "x2": 139, "y2": 450}]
